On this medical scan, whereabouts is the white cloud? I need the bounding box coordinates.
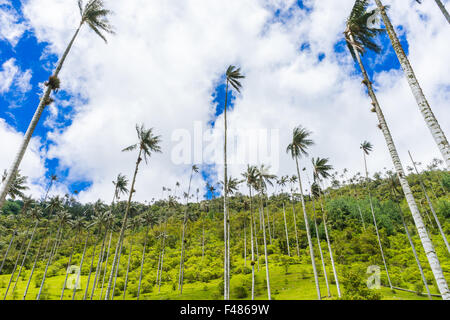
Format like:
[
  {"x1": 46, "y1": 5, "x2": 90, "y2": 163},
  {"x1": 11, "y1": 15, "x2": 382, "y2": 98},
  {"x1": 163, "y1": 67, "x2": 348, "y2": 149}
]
[
  {"x1": 0, "y1": 1, "x2": 26, "y2": 47},
  {"x1": 0, "y1": 58, "x2": 32, "y2": 94},
  {"x1": 15, "y1": 0, "x2": 449, "y2": 202}
]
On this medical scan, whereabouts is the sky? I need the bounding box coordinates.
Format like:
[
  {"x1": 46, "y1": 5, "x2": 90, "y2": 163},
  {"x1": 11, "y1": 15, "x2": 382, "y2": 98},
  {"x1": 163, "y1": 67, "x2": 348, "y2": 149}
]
[{"x1": 0, "y1": 0, "x2": 449, "y2": 203}]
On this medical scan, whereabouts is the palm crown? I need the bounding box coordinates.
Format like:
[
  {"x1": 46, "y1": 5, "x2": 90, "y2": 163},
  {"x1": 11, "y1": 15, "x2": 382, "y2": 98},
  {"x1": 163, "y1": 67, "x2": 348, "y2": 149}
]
[
  {"x1": 2, "y1": 169, "x2": 28, "y2": 200},
  {"x1": 360, "y1": 140, "x2": 373, "y2": 155},
  {"x1": 78, "y1": 0, "x2": 114, "y2": 43},
  {"x1": 113, "y1": 173, "x2": 129, "y2": 200},
  {"x1": 226, "y1": 65, "x2": 245, "y2": 93},
  {"x1": 345, "y1": 0, "x2": 385, "y2": 60},
  {"x1": 122, "y1": 124, "x2": 162, "y2": 163},
  {"x1": 312, "y1": 157, "x2": 333, "y2": 182},
  {"x1": 286, "y1": 126, "x2": 314, "y2": 159}
]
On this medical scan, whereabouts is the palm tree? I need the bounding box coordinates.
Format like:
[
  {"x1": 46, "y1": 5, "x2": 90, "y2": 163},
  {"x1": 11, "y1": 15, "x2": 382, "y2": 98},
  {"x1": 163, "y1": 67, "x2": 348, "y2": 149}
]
[
  {"x1": 44, "y1": 174, "x2": 58, "y2": 202},
  {"x1": 0, "y1": 0, "x2": 114, "y2": 208},
  {"x1": 286, "y1": 126, "x2": 321, "y2": 300},
  {"x1": 112, "y1": 173, "x2": 129, "y2": 203},
  {"x1": 222, "y1": 65, "x2": 245, "y2": 300},
  {"x1": 37, "y1": 210, "x2": 71, "y2": 300},
  {"x1": 105, "y1": 124, "x2": 161, "y2": 299},
  {"x1": 60, "y1": 216, "x2": 85, "y2": 299},
  {"x1": 1, "y1": 169, "x2": 28, "y2": 201},
  {"x1": 255, "y1": 164, "x2": 276, "y2": 300},
  {"x1": 408, "y1": 151, "x2": 450, "y2": 254},
  {"x1": 372, "y1": 1, "x2": 450, "y2": 168},
  {"x1": 360, "y1": 141, "x2": 393, "y2": 289},
  {"x1": 179, "y1": 164, "x2": 199, "y2": 294},
  {"x1": 311, "y1": 158, "x2": 341, "y2": 298},
  {"x1": 242, "y1": 165, "x2": 259, "y2": 299},
  {"x1": 345, "y1": 0, "x2": 449, "y2": 299}
]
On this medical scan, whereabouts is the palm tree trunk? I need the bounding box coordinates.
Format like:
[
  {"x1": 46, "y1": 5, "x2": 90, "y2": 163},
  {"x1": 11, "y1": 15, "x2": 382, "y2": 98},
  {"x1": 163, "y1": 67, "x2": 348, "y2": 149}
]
[
  {"x1": 282, "y1": 202, "x2": 290, "y2": 256},
  {"x1": 349, "y1": 32, "x2": 450, "y2": 299},
  {"x1": 158, "y1": 235, "x2": 166, "y2": 293},
  {"x1": 363, "y1": 152, "x2": 393, "y2": 289},
  {"x1": 434, "y1": 0, "x2": 450, "y2": 24},
  {"x1": 10, "y1": 221, "x2": 39, "y2": 297},
  {"x1": 111, "y1": 235, "x2": 124, "y2": 299},
  {"x1": 0, "y1": 230, "x2": 17, "y2": 274},
  {"x1": 0, "y1": 23, "x2": 83, "y2": 208},
  {"x1": 244, "y1": 214, "x2": 247, "y2": 267},
  {"x1": 60, "y1": 232, "x2": 80, "y2": 299},
  {"x1": 223, "y1": 79, "x2": 230, "y2": 300},
  {"x1": 83, "y1": 228, "x2": 100, "y2": 300},
  {"x1": 258, "y1": 200, "x2": 271, "y2": 300},
  {"x1": 37, "y1": 223, "x2": 62, "y2": 300},
  {"x1": 137, "y1": 224, "x2": 150, "y2": 300},
  {"x1": 295, "y1": 157, "x2": 321, "y2": 300},
  {"x1": 249, "y1": 191, "x2": 255, "y2": 300},
  {"x1": 311, "y1": 197, "x2": 330, "y2": 298},
  {"x1": 357, "y1": 203, "x2": 366, "y2": 230},
  {"x1": 106, "y1": 148, "x2": 142, "y2": 299},
  {"x1": 317, "y1": 196, "x2": 341, "y2": 298},
  {"x1": 23, "y1": 229, "x2": 50, "y2": 300},
  {"x1": 122, "y1": 237, "x2": 134, "y2": 300},
  {"x1": 265, "y1": 204, "x2": 272, "y2": 244},
  {"x1": 99, "y1": 230, "x2": 113, "y2": 299},
  {"x1": 408, "y1": 151, "x2": 450, "y2": 254},
  {"x1": 375, "y1": 1, "x2": 450, "y2": 169},
  {"x1": 90, "y1": 225, "x2": 108, "y2": 299},
  {"x1": 72, "y1": 231, "x2": 90, "y2": 300},
  {"x1": 3, "y1": 225, "x2": 32, "y2": 299},
  {"x1": 290, "y1": 191, "x2": 300, "y2": 258}
]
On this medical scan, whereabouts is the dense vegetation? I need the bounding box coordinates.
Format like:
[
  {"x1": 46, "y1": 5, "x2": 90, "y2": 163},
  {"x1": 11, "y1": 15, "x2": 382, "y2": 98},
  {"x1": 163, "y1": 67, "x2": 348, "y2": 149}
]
[{"x1": 0, "y1": 167, "x2": 448, "y2": 300}]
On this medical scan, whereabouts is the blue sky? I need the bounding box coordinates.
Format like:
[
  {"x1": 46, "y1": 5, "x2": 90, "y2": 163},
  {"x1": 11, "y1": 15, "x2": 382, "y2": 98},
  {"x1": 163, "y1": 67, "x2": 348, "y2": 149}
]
[{"x1": 0, "y1": 0, "x2": 448, "y2": 202}]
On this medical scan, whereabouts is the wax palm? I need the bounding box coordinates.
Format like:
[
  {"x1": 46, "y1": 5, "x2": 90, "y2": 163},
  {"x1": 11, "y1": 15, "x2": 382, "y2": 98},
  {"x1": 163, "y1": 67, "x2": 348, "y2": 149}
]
[
  {"x1": 112, "y1": 173, "x2": 129, "y2": 202},
  {"x1": 0, "y1": 0, "x2": 114, "y2": 208},
  {"x1": 345, "y1": 0, "x2": 449, "y2": 299},
  {"x1": 311, "y1": 157, "x2": 333, "y2": 182},
  {"x1": 105, "y1": 124, "x2": 161, "y2": 299},
  {"x1": 1, "y1": 170, "x2": 28, "y2": 200},
  {"x1": 286, "y1": 125, "x2": 321, "y2": 300},
  {"x1": 374, "y1": 0, "x2": 450, "y2": 168}
]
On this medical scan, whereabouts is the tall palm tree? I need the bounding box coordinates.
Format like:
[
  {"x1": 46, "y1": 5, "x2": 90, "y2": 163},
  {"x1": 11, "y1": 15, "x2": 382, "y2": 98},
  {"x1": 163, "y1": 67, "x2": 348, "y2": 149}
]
[
  {"x1": 345, "y1": 0, "x2": 449, "y2": 299},
  {"x1": 179, "y1": 164, "x2": 199, "y2": 294},
  {"x1": 44, "y1": 174, "x2": 58, "y2": 202},
  {"x1": 417, "y1": 0, "x2": 450, "y2": 23},
  {"x1": 372, "y1": 1, "x2": 450, "y2": 168},
  {"x1": 222, "y1": 65, "x2": 245, "y2": 300},
  {"x1": 408, "y1": 151, "x2": 450, "y2": 254},
  {"x1": 60, "y1": 216, "x2": 85, "y2": 299},
  {"x1": 255, "y1": 164, "x2": 276, "y2": 300},
  {"x1": 311, "y1": 157, "x2": 341, "y2": 298},
  {"x1": 0, "y1": 0, "x2": 114, "y2": 208},
  {"x1": 242, "y1": 165, "x2": 259, "y2": 299},
  {"x1": 286, "y1": 126, "x2": 321, "y2": 300},
  {"x1": 105, "y1": 124, "x2": 161, "y2": 299},
  {"x1": 360, "y1": 141, "x2": 393, "y2": 289},
  {"x1": 112, "y1": 173, "x2": 129, "y2": 203}
]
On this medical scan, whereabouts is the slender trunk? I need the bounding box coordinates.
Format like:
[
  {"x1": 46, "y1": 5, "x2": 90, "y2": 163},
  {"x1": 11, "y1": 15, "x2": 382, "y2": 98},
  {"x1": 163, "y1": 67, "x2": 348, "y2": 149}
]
[
  {"x1": 249, "y1": 187, "x2": 255, "y2": 300},
  {"x1": 37, "y1": 222, "x2": 62, "y2": 300},
  {"x1": 258, "y1": 196, "x2": 271, "y2": 300},
  {"x1": 99, "y1": 230, "x2": 113, "y2": 299},
  {"x1": 223, "y1": 80, "x2": 229, "y2": 300},
  {"x1": 291, "y1": 191, "x2": 300, "y2": 257},
  {"x1": 158, "y1": 235, "x2": 166, "y2": 292},
  {"x1": 357, "y1": 203, "x2": 366, "y2": 230},
  {"x1": 295, "y1": 157, "x2": 321, "y2": 300},
  {"x1": 90, "y1": 225, "x2": 109, "y2": 299},
  {"x1": 282, "y1": 202, "x2": 290, "y2": 256},
  {"x1": 60, "y1": 231, "x2": 80, "y2": 299},
  {"x1": 83, "y1": 227, "x2": 100, "y2": 300},
  {"x1": 363, "y1": 151, "x2": 393, "y2": 289},
  {"x1": 0, "y1": 230, "x2": 17, "y2": 274},
  {"x1": 3, "y1": 225, "x2": 32, "y2": 299},
  {"x1": 111, "y1": 235, "x2": 124, "y2": 299},
  {"x1": 0, "y1": 23, "x2": 83, "y2": 208},
  {"x1": 72, "y1": 231, "x2": 90, "y2": 300},
  {"x1": 434, "y1": 0, "x2": 450, "y2": 24},
  {"x1": 408, "y1": 151, "x2": 450, "y2": 254},
  {"x1": 122, "y1": 237, "x2": 134, "y2": 300},
  {"x1": 311, "y1": 196, "x2": 330, "y2": 297},
  {"x1": 375, "y1": 1, "x2": 450, "y2": 169},
  {"x1": 10, "y1": 221, "x2": 39, "y2": 297},
  {"x1": 105, "y1": 148, "x2": 142, "y2": 299},
  {"x1": 23, "y1": 228, "x2": 50, "y2": 300},
  {"x1": 137, "y1": 224, "x2": 150, "y2": 300},
  {"x1": 244, "y1": 213, "x2": 247, "y2": 267},
  {"x1": 349, "y1": 31, "x2": 450, "y2": 299},
  {"x1": 265, "y1": 204, "x2": 272, "y2": 244}
]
